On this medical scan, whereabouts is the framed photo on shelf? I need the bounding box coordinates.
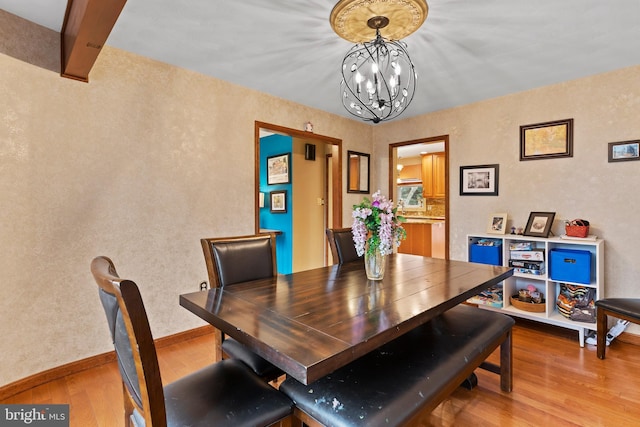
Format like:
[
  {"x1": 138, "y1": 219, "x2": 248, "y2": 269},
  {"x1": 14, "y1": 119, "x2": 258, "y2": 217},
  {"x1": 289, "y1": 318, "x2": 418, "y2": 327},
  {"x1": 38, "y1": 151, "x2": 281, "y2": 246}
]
[
  {"x1": 267, "y1": 153, "x2": 290, "y2": 185},
  {"x1": 459, "y1": 164, "x2": 499, "y2": 196},
  {"x1": 608, "y1": 140, "x2": 640, "y2": 162},
  {"x1": 523, "y1": 212, "x2": 556, "y2": 237},
  {"x1": 269, "y1": 190, "x2": 287, "y2": 213},
  {"x1": 520, "y1": 119, "x2": 573, "y2": 161},
  {"x1": 487, "y1": 213, "x2": 508, "y2": 234}
]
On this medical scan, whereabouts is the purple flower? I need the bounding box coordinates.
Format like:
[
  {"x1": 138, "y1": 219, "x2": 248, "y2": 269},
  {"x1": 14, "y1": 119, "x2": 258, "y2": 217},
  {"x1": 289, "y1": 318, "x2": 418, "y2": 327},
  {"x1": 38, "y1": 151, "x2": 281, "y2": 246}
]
[{"x1": 351, "y1": 190, "x2": 406, "y2": 257}]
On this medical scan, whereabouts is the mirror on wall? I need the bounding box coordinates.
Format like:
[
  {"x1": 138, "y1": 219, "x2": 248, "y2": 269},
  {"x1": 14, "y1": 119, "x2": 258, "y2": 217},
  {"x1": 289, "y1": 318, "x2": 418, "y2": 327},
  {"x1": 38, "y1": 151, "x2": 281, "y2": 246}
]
[{"x1": 347, "y1": 150, "x2": 370, "y2": 193}]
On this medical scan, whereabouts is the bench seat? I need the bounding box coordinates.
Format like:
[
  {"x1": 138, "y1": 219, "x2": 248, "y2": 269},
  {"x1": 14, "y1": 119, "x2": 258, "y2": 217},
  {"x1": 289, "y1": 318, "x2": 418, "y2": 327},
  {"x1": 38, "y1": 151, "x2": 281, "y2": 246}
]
[{"x1": 280, "y1": 304, "x2": 514, "y2": 427}]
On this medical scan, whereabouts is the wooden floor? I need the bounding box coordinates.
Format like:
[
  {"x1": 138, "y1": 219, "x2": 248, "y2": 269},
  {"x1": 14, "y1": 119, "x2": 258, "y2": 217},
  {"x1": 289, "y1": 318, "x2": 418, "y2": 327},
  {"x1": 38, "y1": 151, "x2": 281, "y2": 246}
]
[{"x1": 3, "y1": 319, "x2": 640, "y2": 426}]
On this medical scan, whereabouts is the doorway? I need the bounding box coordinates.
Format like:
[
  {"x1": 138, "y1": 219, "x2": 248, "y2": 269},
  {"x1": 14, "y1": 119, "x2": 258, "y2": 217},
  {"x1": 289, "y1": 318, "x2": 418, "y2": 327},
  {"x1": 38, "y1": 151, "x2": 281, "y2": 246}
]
[
  {"x1": 254, "y1": 121, "x2": 343, "y2": 272},
  {"x1": 388, "y1": 135, "x2": 449, "y2": 259}
]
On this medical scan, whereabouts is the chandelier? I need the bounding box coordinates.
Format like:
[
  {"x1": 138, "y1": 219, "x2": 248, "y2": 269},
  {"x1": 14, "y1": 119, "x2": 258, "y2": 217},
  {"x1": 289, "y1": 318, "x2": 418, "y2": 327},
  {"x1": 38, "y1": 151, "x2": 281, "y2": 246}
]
[{"x1": 330, "y1": 0, "x2": 428, "y2": 124}]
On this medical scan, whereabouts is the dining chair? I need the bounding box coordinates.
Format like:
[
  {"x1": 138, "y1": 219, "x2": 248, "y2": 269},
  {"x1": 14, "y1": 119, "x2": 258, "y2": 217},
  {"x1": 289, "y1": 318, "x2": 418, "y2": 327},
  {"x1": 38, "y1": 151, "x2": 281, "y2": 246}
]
[
  {"x1": 326, "y1": 227, "x2": 362, "y2": 264},
  {"x1": 91, "y1": 256, "x2": 292, "y2": 427},
  {"x1": 595, "y1": 298, "x2": 640, "y2": 359},
  {"x1": 200, "y1": 234, "x2": 284, "y2": 381}
]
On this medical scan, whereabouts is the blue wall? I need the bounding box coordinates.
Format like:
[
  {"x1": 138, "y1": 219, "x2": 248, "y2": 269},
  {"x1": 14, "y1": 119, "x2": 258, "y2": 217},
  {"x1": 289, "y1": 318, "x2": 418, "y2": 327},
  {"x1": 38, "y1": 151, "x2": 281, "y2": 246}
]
[{"x1": 259, "y1": 135, "x2": 293, "y2": 274}]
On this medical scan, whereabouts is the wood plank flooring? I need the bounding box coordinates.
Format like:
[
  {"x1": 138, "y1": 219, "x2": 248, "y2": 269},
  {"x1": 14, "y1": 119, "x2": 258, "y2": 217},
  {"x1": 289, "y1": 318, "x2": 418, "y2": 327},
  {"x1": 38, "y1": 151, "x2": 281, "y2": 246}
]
[{"x1": 3, "y1": 319, "x2": 640, "y2": 426}]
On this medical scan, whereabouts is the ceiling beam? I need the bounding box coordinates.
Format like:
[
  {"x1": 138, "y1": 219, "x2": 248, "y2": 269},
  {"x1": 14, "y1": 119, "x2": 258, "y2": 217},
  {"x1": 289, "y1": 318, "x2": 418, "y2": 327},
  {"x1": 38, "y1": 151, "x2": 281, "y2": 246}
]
[{"x1": 60, "y1": 0, "x2": 127, "y2": 82}]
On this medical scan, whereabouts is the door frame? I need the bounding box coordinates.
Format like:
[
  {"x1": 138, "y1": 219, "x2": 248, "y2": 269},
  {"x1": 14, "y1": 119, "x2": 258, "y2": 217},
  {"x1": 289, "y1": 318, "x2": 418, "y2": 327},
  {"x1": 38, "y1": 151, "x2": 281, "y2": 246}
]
[
  {"x1": 254, "y1": 121, "x2": 343, "y2": 236},
  {"x1": 388, "y1": 135, "x2": 450, "y2": 259}
]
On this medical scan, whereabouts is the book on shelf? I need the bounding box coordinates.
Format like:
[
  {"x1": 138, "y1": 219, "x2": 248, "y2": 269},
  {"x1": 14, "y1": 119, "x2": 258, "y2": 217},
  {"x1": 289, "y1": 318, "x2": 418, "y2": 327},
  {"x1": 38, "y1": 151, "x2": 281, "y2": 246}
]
[{"x1": 468, "y1": 284, "x2": 503, "y2": 308}]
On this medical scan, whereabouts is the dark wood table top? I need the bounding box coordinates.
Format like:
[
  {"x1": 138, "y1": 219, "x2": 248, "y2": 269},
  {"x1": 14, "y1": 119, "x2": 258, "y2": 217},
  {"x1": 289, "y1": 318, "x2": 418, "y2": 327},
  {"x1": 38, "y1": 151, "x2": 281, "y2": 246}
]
[{"x1": 180, "y1": 254, "x2": 513, "y2": 384}]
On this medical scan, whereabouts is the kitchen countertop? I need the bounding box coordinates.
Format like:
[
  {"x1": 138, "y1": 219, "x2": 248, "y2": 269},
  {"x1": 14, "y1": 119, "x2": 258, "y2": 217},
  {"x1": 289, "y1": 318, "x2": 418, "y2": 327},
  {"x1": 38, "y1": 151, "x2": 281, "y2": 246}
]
[{"x1": 402, "y1": 215, "x2": 446, "y2": 224}]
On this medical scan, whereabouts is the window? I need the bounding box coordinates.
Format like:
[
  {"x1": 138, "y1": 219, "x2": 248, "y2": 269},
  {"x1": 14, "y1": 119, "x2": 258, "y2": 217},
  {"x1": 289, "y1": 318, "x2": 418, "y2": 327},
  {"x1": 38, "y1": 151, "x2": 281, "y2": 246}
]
[{"x1": 398, "y1": 185, "x2": 423, "y2": 208}]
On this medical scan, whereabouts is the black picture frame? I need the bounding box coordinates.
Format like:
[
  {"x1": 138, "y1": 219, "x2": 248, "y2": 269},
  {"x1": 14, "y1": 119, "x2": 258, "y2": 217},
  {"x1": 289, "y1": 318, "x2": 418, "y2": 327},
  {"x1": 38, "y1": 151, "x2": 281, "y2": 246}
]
[
  {"x1": 608, "y1": 140, "x2": 640, "y2": 162},
  {"x1": 520, "y1": 118, "x2": 573, "y2": 161},
  {"x1": 459, "y1": 164, "x2": 499, "y2": 196},
  {"x1": 523, "y1": 212, "x2": 556, "y2": 238},
  {"x1": 347, "y1": 150, "x2": 370, "y2": 193},
  {"x1": 267, "y1": 153, "x2": 290, "y2": 185},
  {"x1": 270, "y1": 190, "x2": 287, "y2": 213}
]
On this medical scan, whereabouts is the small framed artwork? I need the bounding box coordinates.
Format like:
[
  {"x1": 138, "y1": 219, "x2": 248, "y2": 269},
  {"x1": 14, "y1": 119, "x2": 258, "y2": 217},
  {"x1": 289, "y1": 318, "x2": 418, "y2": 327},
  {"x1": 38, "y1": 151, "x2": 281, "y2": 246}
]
[
  {"x1": 267, "y1": 153, "x2": 290, "y2": 185},
  {"x1": 270, "y1": 190, "x2": 287, "y2": 213},
  {"x1": 520, "y1": 118, "x2": 573, "y2": 161},
  {"x1": 487, "y1": 213, "x2": 508, "y2": 234},
  {"x1": 460, "y1": 164, "x2": 499, "y2": 196},
  {"x1": 523, "y1": 212, "x2": 556, "y2": 238},
  {"x1": 608, "y1": 140, "x2": 640, "y2": 162}
]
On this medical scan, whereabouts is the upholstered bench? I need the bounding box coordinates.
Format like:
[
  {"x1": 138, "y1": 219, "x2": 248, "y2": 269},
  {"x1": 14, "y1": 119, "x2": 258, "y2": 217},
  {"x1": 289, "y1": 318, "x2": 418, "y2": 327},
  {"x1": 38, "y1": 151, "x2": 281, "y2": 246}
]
[{"x1": 280, "y1": 304, "x2": 514, "y2": 427}]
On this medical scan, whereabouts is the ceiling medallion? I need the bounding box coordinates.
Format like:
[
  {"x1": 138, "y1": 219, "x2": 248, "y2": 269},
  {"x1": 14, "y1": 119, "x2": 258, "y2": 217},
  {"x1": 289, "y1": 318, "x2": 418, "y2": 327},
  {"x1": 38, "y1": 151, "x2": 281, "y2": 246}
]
[
  {"x1": 330, "y1": 0, "x2": 428, "y2": 123},
  {"x1": 330, "y1": 0, "x2": 428, "y2": 43}
]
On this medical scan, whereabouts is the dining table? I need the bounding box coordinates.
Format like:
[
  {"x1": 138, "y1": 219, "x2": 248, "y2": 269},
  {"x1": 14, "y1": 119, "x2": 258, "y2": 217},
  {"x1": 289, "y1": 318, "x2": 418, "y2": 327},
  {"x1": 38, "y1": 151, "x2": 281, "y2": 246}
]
[{"x1": 179, "y1": 253, "x2": 513, "y2": 385}]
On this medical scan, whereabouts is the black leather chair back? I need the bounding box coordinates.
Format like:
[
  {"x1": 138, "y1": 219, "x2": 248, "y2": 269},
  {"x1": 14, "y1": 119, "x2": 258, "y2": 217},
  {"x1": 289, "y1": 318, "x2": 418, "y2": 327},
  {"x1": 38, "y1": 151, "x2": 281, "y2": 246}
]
[
  {"x1": 201, "y1": 234, "x2": 276, "y2": 288},
  {"x1": 91, "y1": 256, "x2": 166, "y2": 426},
  {"x1": 327, "y1": 228, "x2": 362, "y2": 264}
]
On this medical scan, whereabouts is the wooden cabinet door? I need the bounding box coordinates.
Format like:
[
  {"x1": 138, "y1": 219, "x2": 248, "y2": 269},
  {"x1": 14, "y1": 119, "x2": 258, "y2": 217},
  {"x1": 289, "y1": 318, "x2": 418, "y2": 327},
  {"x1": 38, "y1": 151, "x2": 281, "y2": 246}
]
[
  {"x1": 421, "y1": 154, "x2": 434, "y2": 197},
  {"x1": 398, "y1": 222, "x2": 415, "y2": 254},
  {"x1": 433, "y1": 153, "x2": 446, "y2": 198},
  {"x1": 398, "y1": 223, "x2": 431, "y2": 257}
]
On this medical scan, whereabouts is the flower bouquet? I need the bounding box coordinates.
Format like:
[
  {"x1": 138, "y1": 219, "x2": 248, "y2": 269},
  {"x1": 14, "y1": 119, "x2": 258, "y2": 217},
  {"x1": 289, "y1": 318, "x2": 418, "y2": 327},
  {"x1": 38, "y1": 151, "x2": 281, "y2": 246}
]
[{"x1": 352, "y1": 191, "x2": 406, "y2": 279}]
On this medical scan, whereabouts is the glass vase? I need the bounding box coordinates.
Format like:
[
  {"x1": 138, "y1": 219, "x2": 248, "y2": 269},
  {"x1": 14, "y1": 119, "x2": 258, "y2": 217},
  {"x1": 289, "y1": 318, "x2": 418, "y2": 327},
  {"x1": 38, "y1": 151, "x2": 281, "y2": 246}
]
[{"x1": 364, "y1": 245, "x2": 386, "y2": 280}]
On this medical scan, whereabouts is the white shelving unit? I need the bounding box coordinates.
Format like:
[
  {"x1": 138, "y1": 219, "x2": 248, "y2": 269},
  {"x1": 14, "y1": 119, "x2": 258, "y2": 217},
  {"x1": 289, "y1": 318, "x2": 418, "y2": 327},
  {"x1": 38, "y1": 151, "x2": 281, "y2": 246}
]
[{"x1": 466, "y1": 233, "x2": 604, "y2": 347}]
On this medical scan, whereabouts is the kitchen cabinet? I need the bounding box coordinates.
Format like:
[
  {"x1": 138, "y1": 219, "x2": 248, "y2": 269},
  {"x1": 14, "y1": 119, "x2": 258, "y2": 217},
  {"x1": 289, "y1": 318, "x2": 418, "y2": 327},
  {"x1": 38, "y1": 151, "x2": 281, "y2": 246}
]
[
  {"x1": 398, "y1": 222, "x2": 431, "y2": 257},
  {"x1": 421, "y1": 152, "x2": 445, "y2": 198},
  {"x1": 431, "y1": 222, "x2": 446, "y2": 259},
  {"x1": 398, "y1": 164, "x2": 421, "y2": 182}
]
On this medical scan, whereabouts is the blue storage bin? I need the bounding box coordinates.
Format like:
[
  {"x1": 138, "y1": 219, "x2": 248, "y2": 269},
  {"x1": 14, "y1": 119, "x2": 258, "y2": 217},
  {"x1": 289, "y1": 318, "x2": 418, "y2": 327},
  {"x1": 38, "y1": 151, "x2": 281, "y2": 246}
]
[
  {"x1": 549, "y1": 248, "x2": 591, "y2": 284},
  {"x1": 470, "y1": 243, "x2": 502, "y2": 266}
]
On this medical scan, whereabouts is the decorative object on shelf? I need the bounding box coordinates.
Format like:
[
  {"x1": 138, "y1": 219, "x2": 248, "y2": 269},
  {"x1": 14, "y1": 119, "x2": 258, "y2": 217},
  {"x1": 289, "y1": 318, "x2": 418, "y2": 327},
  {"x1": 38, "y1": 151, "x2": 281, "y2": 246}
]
[
  {"x1": 523, "y1": 211, "x2": 556, "y2": 238},
  {"x1": 607, "y1": 139, "x2": 639, "y2": 162},
  {"x1": 487, "y1": 212, "x2": 508, "y2": 234},
  {"x1": 565, "y1": 219, "x2": 590, "y2": 238},
  {"x1": 511, "y1": 285, "x2": 544, "y2": 311},
  {"x1": 510, "y1": 296, "x2": 545, "y2": 312},
  {"x1": 352, "y1": 191, "x2": 406, "y2": 280},
  {"x1": 520, "y1": 118, "x2": 573, "y2": 161},
  {"x1": 347, "y1": 150, "x2": 370, "y2": 193},
  {"x1": 266, "y1": 153, "x2": 290, "y2": 185},
  {"x1": 459, "y1": 164, "x2": 499, "y2": 196},
  {"x1": 330, "y1": 0, "x2": 428, "y2": 123},
  {"x1": 269, "y1": 190, "x2": 287, "y2": 213},
  {"x1": 304, "y1": 121, "x2": 314, "y2": 132}
]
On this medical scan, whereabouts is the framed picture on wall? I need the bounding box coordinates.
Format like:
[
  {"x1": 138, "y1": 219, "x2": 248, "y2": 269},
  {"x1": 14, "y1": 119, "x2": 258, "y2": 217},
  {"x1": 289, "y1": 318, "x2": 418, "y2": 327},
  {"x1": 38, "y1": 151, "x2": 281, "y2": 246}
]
[
  {"x1": 267, "y1": 153, "x2": 290, "y2": 185},
  {"x1": 459, "y1": 164, "x2": 499, "y2": 196},
  {"x1": 270, "y1": 190, "x2": 287, "y2": 213},
  {"x1": 520, "y1": 119, "x2": 573, "y2": 161},
  {"x1": 608, "y1": 140, "x2": 640, "y2": 162},
  {"x1": 523, "y1": 212, "x2": 556, "y2": 237}
]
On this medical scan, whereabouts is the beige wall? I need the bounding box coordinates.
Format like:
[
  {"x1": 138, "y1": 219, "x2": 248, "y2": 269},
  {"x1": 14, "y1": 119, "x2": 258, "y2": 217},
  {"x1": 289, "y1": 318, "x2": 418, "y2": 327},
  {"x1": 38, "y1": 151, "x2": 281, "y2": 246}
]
[
  {"x1": 0, "y1": 12, "x2": 372, "y2": 386},
  {"x1": 2, "y1": 9, "x2": 640, "y2": 387},
  {"x1": 374, "y1": 65, "x2": 640, "y2": 327}
]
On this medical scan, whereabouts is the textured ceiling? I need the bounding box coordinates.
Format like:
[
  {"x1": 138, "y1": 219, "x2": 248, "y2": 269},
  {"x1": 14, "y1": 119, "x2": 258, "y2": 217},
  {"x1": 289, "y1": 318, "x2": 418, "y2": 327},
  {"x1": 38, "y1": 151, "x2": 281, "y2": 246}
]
[{"x1": 1, "y1": 0, "x2": 639, "y2": 123}]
